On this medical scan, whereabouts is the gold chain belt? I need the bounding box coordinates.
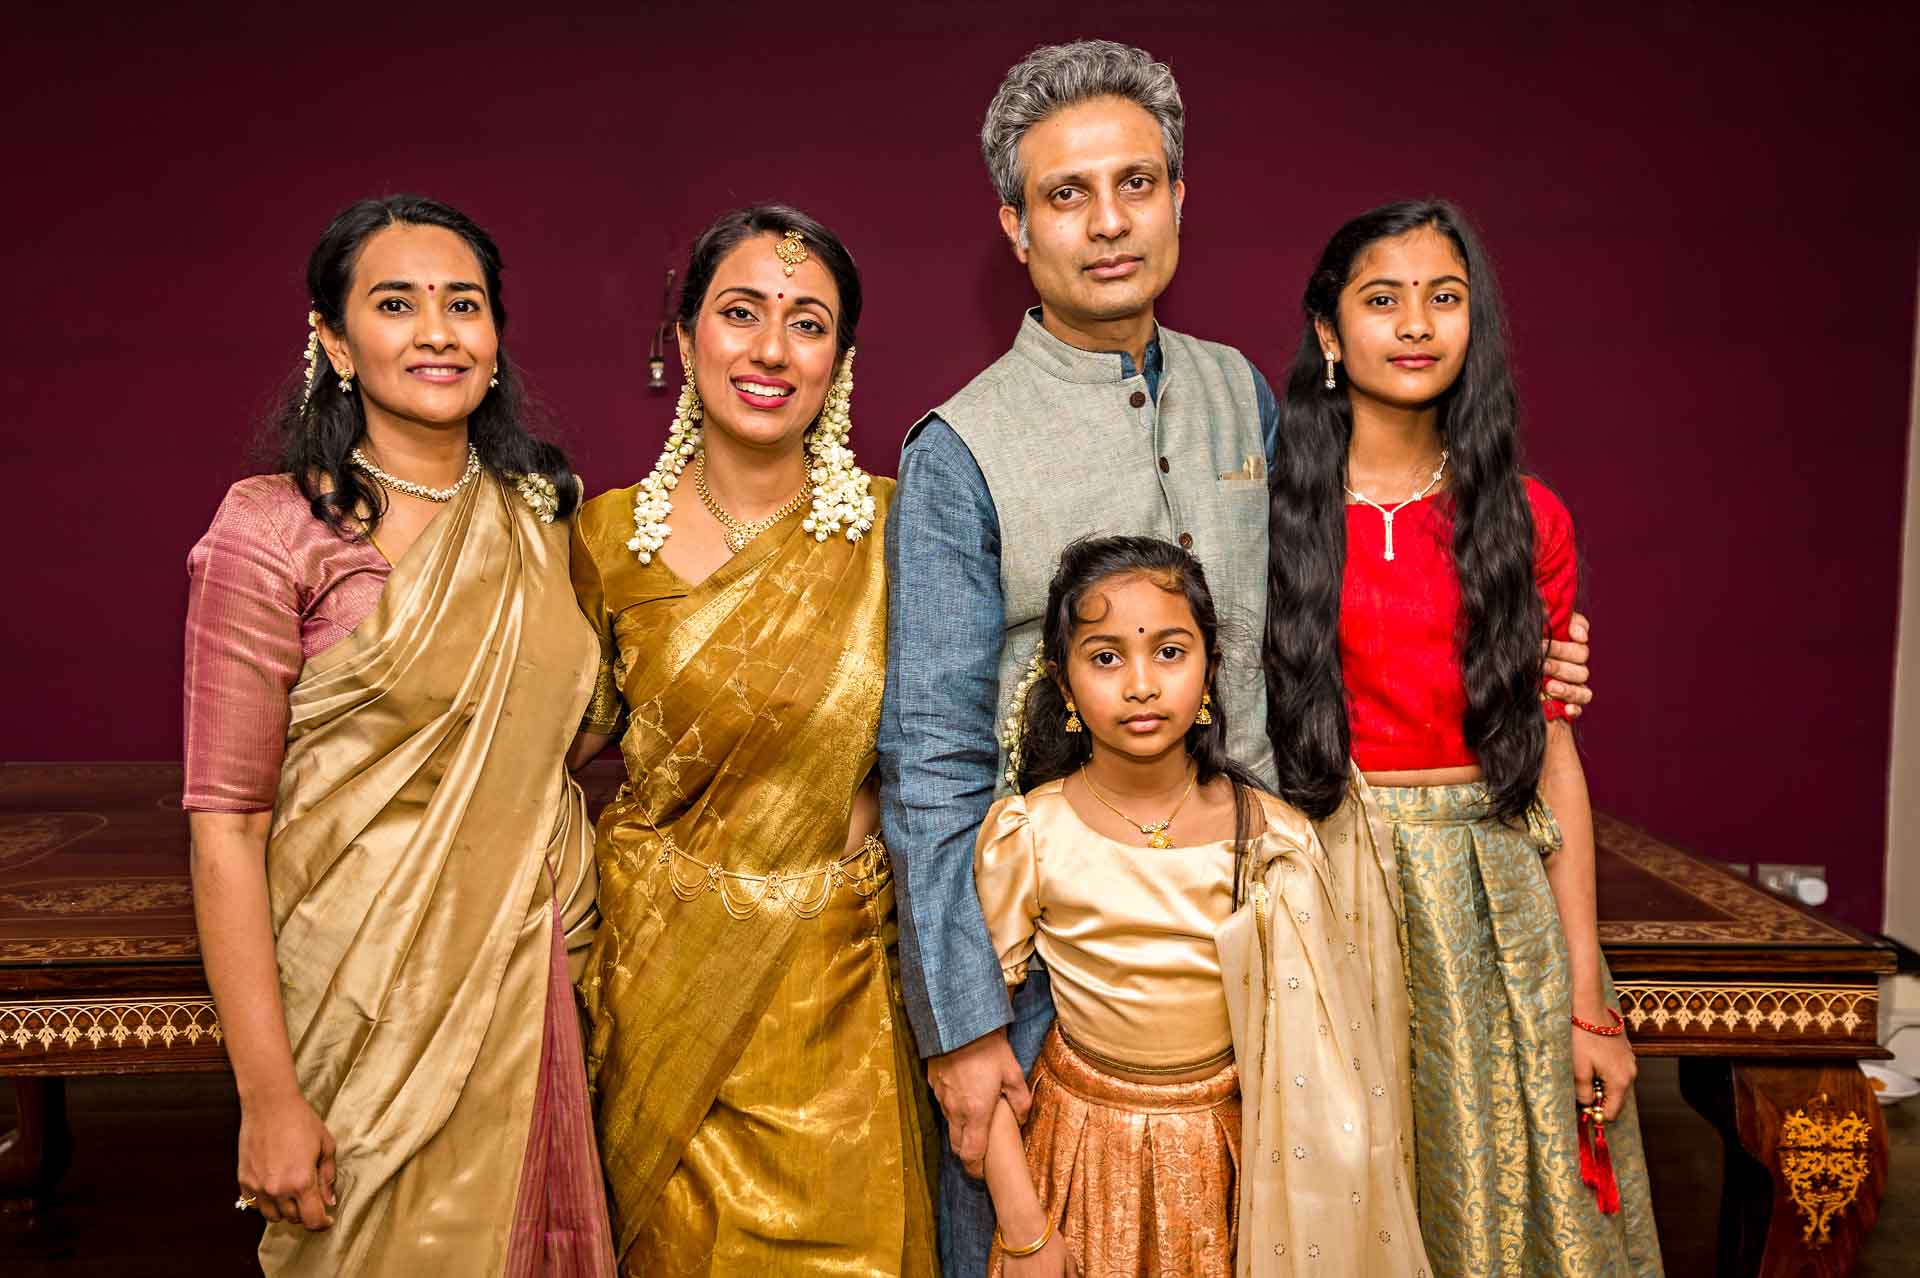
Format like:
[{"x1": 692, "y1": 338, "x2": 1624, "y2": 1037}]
[{"x1": 654, "y1": 832, "x2": 889, "y2": 921}]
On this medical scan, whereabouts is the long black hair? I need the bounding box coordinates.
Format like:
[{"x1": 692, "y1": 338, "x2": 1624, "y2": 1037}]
[
  {"x1": 1018, "y1": 536, "x2": 1268, "y2": 902},
  {"x1": 271, "y1": 194, "x2": 577, "y2": 537},
  {"x1": 1265, "y1": 199, "x2": 1546, "y2": 822},
  {"x1": 676, "y1": 204, "x2": 863, "y2": 354}
]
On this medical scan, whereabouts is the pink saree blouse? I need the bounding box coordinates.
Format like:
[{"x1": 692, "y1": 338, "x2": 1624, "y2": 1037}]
[{"x1": 181, "y1": 475, "x2": 388, "y2": 811}]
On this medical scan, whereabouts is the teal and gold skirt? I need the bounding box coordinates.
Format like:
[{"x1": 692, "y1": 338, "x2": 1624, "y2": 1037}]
[{"x1": 1368, "y1": 782, "x2": 1663, "y2": 1278}]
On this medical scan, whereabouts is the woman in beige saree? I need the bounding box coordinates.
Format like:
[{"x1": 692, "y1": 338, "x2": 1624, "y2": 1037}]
[
  {"x1": 567, "y1": 206, "x2": 936, "y2": 1276},
  {"x1": 184, "y1": 196, "x2": 615, "y2": 1275}
]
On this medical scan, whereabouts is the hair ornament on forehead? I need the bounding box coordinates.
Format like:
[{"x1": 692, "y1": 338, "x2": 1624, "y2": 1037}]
[
  {"x1": 301, "y1": 309, "x2": 324, "y2": 408},
  {"x1": 773, "y1": 228, "x2": 809, "y2": 277}
]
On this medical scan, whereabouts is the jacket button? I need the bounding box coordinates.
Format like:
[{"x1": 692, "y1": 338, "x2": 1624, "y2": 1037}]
[
  {"x1": 1159, "y1": 456, "x2": 1170, "y2": 473},
  {"x1": 1178, "y1": 532, "x2": 1194, "y2": 550},
  {"x1": 1129, "y1": 390, "x2": 1147, "y2": 408}
]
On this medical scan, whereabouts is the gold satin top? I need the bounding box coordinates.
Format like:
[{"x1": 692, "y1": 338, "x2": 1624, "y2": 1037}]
[{"x1": 975, "y1": 779, "x2": 1319, "y2": 1069}]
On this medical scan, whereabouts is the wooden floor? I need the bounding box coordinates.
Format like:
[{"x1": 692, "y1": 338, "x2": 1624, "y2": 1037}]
[{"x1": 1, "y1": 1059, "x2": 1915, "y2": 1274}]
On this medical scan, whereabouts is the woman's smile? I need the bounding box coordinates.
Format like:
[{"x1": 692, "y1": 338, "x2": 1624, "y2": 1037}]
[{"x1": 732, "y1": 375, "x2": 795, "y2": 408}]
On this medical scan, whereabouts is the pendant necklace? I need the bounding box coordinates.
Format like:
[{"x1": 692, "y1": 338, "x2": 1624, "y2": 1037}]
[
  {"x1": 1080, "y1": 765, "x2": 1198, "y2": 849},
  {"x1": 1344, "y1": 449, "x2": 1447, "y2": 561},
  {"x1": 694, "y1": 453, "x2": 812, "y2": 553}
]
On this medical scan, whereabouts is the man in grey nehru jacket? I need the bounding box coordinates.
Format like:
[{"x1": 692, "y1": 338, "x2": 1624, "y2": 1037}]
[{"x1": 877, "y1": 39, "x2": 1590, "y2": 1271}]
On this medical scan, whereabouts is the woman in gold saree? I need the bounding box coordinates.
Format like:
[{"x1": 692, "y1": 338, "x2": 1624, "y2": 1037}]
[
  {"x1": 567, "y1": 206, "x2": 936, "y2": 1276},
  {"x1": 184, "y1": 196, "x2": 615, "y2": 1276}
]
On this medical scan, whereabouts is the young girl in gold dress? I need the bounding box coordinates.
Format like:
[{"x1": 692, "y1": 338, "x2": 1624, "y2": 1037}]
[{"x1": 975, "y1": 536, "x2": 1429, "y2": 1276}]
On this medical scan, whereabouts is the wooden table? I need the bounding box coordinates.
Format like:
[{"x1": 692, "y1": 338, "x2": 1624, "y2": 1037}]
[
  {"x1": 0, "y1": 767, "x2": 1898, "y2": 1276},
  {"x1": 1593, "y1": 813, "x2": 1895, "y2": 1276},
  {"x1": 0, "y1": 765, "x2": 221, "y2": 1196}
]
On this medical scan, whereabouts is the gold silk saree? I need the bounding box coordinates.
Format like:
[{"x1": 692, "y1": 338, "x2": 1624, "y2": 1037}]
[
  {"x1": 262, "y1": 473, "x2": 609, "y2": 1276},
  {"x1": 571, "y1": 479, "x2": 937, "y2": 1277}
]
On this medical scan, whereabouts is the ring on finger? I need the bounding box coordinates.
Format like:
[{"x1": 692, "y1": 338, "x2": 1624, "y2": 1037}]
[{"x1": 234, "y1": 1191, "x2": 258, "y2": 1210}]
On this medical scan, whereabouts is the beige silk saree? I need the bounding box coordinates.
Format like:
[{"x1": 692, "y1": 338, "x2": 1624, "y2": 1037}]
[
  {"x1": 571, "y1": 479, "x2": 937, "y2": 1276},
  {"x1": 261, "y1": 473, "x2": 608, "y2": 1275}
]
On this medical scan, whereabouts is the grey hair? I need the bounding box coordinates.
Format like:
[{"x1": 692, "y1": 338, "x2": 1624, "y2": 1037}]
[{"x1": 982, "y1": 40, "x2": 1186, "y2": 217}]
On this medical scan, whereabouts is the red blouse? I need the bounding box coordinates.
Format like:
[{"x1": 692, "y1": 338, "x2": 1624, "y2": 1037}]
[{"x1": 1339, "y1": 477, "x2": 1575, "y2": 772}]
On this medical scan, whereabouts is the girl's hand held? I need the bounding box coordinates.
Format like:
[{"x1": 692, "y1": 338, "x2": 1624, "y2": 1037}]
[{"x1": 1008, "y1": 1232, "x2": 1080, "y2": 1278}]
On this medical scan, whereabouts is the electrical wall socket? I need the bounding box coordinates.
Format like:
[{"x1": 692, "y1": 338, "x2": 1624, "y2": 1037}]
[{"x1": 1758, "y1": 863, "x2": 1830, "y2": 907}]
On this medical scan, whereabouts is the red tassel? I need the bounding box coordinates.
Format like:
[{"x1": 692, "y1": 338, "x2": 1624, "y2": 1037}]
[{"x1": 1579, "y1": 1107, "x2": 1622, "y2": 1215}]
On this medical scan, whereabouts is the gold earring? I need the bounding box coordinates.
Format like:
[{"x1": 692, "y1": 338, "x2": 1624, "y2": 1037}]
[
  {"x1": 489, "y1": 366, "x2": 499, "y2": 389},
  {"x1": 338, "y1": 369, "x2": 354, "y2": 393},
  {"x1": 1323, "y1": 352, "x2": 1337, "y2": 390},
  {"x1": 1064, "y1": 700, "x2": 1083, "y2": 734},
  {"x1": 1195, "y1": 691, "x2": 1213, "y2": 726}
]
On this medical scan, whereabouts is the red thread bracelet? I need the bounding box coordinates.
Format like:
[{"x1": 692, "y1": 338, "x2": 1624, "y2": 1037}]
[{"x1": 1571, "y1": 1008, "x2": 1625, "y2": 1037}]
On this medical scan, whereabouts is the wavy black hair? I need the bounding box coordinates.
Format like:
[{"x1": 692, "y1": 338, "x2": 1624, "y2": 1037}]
[
  {"x1": 676, "y1": 204, "x2": 862, "y2": 354},
  {"x1": 1018, "y1": 536, "x2": 1268, "y2": 902},
  {"x1": 1265, "y1": 199, "x2": 1546, "y2": 822},
  {"x1": 271, "y1": 194, "x2": 577, "y2": 537}
]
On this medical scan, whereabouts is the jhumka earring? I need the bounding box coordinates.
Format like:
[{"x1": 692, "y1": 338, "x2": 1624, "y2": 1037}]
[
  {"x1": 1195, "y1": 691, "x2": 1213, "y2": 726},
  {"x1": 1065, "y1": 700, "x2": 1084, "y2": 734},
  {"x1": 489, "y1": 366, "x2": 499, "y2": 389},
  {"x1": 338, "y1": 368, "x2": 355, "y2": 393},
  {"x1": 1323, "y1": 352, "x2": 1337, "y2": 390}
]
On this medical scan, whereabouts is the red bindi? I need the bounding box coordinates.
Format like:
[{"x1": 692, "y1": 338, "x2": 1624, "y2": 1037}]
[
  {"x1": 777, "y1": 292, "x2": 784, "y2": 299},
  {"x1": 427, "y1": 283, "x2": 435, "y2": 292}
]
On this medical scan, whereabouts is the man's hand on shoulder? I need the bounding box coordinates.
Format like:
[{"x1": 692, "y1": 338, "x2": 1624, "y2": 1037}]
[
  {"x1": 927, "y1": 1027, "x2": 1032, "y2": 1177},
  {"x1": 1544, "y1": 611, "x2": 1593, "y2": 719}
]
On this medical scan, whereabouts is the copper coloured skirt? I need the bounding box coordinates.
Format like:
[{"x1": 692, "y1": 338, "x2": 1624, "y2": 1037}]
[{"x1": 989, "y1": 1026, "x2": 1240, "y2": 1278}]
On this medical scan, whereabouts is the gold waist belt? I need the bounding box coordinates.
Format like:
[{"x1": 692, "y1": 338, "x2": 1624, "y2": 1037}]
[{"x1": 656, "y1": 832, "x2": 889, "y2": 921}]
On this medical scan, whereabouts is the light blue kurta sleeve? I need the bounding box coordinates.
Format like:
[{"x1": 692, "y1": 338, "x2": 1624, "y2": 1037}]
[{"x1": 877, "y1": 416, "x2": 1015, "y2": 1058}]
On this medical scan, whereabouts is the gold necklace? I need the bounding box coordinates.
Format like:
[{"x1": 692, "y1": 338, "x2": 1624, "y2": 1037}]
[
  {"x1": 1079, "y1": 765, "x2": 1198, "y2": 849},
  {"x1": 694, "y1": 453, "x2": 812, "y2": 553}
]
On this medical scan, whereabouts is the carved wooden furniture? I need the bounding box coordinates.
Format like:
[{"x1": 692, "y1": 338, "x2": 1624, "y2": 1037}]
[
  {"x1": 0, "y1": 768, "x2": 1899, "y2": 1277},
  {"x1": 1595, "y1": 813, "x2": 1895, "y2": 1277},
  {"x1": 0, "y1": 764, "x2": 221, "y2": 1196}
]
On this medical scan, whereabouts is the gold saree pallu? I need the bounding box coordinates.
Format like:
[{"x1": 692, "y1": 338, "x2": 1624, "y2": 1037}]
[
  {"x1": 575, "y1": 480, "x2": 936, "y2": 1275},
  {"x1": 260, "y1": 474, "x2": 606, "y2": 1277}
]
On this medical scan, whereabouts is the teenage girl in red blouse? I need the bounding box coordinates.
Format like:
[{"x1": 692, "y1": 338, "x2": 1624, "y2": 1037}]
[{"x1": 1264, "y1": 201, "x2": 1664, "y2": 1277}]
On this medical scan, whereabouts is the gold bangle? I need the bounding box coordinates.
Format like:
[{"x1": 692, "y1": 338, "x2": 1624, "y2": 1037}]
[{"x1": 995, "y1": 1217, "x2": 1054, "y2": 1258}]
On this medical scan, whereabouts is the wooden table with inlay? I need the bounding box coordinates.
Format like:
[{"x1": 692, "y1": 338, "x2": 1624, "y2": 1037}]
[
  {"x1": 0, "y1": 766, "x2": 1898, "y2": 1276},
  {"x1": 1592, "y1": 813, "x2": 1895, "y2": 1277}
]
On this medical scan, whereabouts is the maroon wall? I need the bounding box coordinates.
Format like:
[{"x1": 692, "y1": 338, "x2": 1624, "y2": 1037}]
[{"x1": 4, "y1": 3, "x2": 1914, "y2": 930}]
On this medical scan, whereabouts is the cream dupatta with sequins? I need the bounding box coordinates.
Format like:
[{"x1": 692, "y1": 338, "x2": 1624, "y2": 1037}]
[
  {"x1": 260, "y1": 473, "x2": 602, "y2": 1276},
  {"x1": 1217, "y1": 775, "x2": 1432, "y2": 1275}
]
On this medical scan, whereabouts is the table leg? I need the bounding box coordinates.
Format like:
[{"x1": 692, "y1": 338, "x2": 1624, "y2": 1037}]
[
  {"x1": 1679, "y1": 1058, "x2": 1768, "y2": 1277},
  {"x1": 1679, "y1": 1058, "x2": 1887, "y2": 1278},
  {"x1": 0, "y1": 1077, "x2": 71, "y2": 1197}
]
